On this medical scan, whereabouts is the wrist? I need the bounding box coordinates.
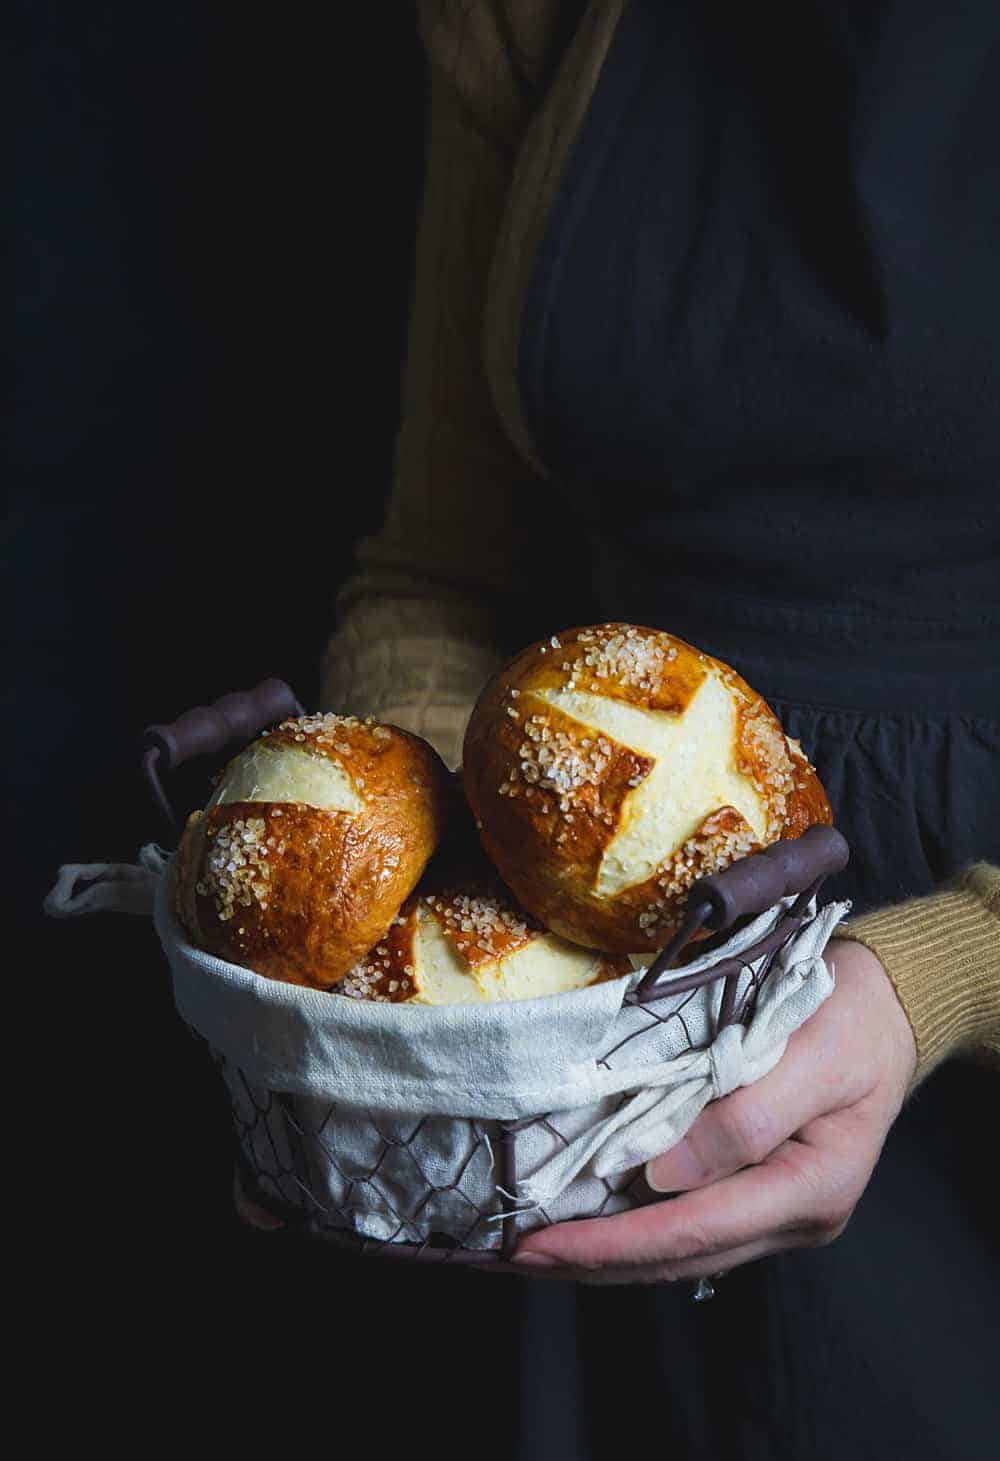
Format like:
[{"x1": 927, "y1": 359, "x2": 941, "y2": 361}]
[
  {"x1": 831, "y1": 882, "x2": 1000, "y2": 1087},
  {"x1": 825, "y1": 938, "x2": 917, "y2": 1096}
]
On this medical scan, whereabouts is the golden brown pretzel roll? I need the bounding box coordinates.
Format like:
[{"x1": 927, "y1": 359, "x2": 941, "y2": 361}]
[
  {"x1": 338, "y1": 871, "x2": 631, "y2": 1005},
  {"x1": 174, "y1": 713, "x2": 451, "y2": 988},
  {"x1": 463, "y1": 624, "x2": 831, "y2": 953}
]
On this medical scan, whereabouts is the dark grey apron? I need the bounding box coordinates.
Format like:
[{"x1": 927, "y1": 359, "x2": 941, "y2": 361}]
[{"x1": 510, "y1": 2, "x2": 1000, "y2": 1456}]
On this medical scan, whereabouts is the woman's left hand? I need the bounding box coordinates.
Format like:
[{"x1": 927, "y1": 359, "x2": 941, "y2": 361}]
[{"x1": 511, "y1": 939, "x2": 917, "y2": 1283}]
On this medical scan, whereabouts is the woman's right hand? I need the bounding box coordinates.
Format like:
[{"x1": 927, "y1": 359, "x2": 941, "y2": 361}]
[{"x1": 232, "y1": 1166, "x2": 286, "y2": 1232}]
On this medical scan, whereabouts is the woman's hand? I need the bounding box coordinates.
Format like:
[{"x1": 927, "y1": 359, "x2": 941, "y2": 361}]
[
  {"x1": 233, "y1": 1168, "x2": 286, "y2": 1231},
  {"x1": 510, "y1": 939, "x2": 917, "y2": 1283}
]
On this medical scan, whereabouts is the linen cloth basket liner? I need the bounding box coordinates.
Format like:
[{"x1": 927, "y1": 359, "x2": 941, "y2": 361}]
[
  {"x1": 145, "y1": 852, "x2": 849, "y2": 1245},
  {"x1": 47, "y1": 846, "x2": 848, "y2": 1246}
]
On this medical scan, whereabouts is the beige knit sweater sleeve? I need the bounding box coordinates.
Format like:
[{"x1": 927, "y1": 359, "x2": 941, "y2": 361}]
[
  {"x1": 319, "y1": 0, "x2": 999, "y2": 1083},
  {"x1": 320, "y1": 4, "x2": 559, "y2": 771}
]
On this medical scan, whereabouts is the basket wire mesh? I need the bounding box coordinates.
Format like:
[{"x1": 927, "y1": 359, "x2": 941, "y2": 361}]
[
  {"x1": 143, "y1": 679, "x2": 846, "y2": 1264},
  {"x1": 198, "y1": 879, "x2": 823, "y2": 1263}
]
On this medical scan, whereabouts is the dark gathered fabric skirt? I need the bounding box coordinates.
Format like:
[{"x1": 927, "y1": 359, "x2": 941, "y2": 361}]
[{"x1": 512, "y1": 586, "x2": 1000, "y2": 1461}]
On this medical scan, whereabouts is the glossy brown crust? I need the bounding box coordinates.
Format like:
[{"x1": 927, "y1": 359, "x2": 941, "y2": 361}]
[
  {"x1": 174, "y1": 715, "x2": 450, "y2": 988},
  {"x1": 337, "y1": 898, "x2": 422, "y2": 1003},
  {"x1": 780, "y1": 736, "x2": 834, "y2": 838},
  {"x1": 463, "y1": 623, "x2": 832, "y2": 952},
  {"x1": 427, "y1": 886, "x2": 539, "y2": 969}
]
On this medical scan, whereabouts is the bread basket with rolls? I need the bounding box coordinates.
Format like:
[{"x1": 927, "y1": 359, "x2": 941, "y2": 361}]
[{"x1": 45, "y1": 623, "x2": 853, "y2": 1264}]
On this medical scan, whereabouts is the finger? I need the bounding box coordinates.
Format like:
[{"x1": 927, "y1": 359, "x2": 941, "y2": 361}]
[
  {"x1": 514, "y1": 1228, "x2": 817, "y2": 1286},
  {"x1": 514, "y1": 1139, "x2": 835, "y2": 1271},
  {"x1": 645, "y1": 1018, "x2": 860, "y2": 1194},
  {"x1": 232, "y1": 1168, "x2": 286, "y2": 1231}
]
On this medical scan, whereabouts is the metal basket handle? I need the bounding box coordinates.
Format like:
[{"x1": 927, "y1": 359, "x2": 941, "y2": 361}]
[
  {"x1": 139, "y1": 678, "x2": 305, "y2": 840},
  {"x1": 633, "y1": 824, "x2": 850, "y2": 1004}
]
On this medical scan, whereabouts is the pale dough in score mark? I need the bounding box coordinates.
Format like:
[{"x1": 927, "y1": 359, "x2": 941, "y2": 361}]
[
  {"x1": 537, "y1": 672, "x2": 770, "y2": 897},
  {"x1": 407, "y1": 906, "x2": 612, "y2": 1004},
  {"x1": 208, "y1": 742, "x2": 364, "y2": 815}
]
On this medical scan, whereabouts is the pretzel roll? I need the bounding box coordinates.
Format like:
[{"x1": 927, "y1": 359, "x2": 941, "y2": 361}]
[
  {"x1": 337, "y1": 871, "x2": 631, "y2": 1005},
  {"x1": 175, "y1": 713, "x2": 450, "y2": 988},
  {"x1": 463, "y1": 624, "x2": 831, "y2": 953}
]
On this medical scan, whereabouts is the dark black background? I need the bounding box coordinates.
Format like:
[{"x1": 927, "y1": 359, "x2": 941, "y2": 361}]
[
  {"x1": 12, "y1": 3, "x2": 526, "y2": 1432},
  {"x1": 12, "y1": 8, "x2": 1000, "y2": 1454}
]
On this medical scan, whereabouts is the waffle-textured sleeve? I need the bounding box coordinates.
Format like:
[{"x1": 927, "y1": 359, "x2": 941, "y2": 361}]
[
  {"x1": 319, "y1": 3, "x2": 569, "y2": 769},
  {"x1": 831, "y1": 861, "x2": 1000, "y2": 1085}
]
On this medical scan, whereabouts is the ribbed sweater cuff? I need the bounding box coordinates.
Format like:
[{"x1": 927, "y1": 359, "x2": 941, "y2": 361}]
[{"x1": 831, "y1": 863, "x2": 1000, "y2": 1084}]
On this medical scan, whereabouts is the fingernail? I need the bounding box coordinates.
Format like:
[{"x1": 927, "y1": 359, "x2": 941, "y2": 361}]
[
  {"x1": 236, "y1": 1204, "x2": 286, "y2": 1232},
  {"x1": 644, "y1": 1159, "x2": 674, "y2": 1193},
  {"x1": 643, "y1": 1169, "x2": 678, "y2": 1195},
  {"x1": 645, "y1": 1138, "x2": 699, "y2": 1193},
  {"x1": 511, "y1": 1251, "x2": 560, "y2": 1268}
]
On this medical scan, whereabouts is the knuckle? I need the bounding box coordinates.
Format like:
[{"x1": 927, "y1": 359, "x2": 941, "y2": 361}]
[
  {"x1": 667, "y1": 1218, "x2": 715, "y2": 1263},
  {"x1": 799, "y1": 1181, "x2": 857, "y2": 1244},
  {"x1": 640, "y1": 1261, "x2": 685, "y2": 1285},
  {"x1": 649, "y1": 1267, "x2": 684, "y2": 1286},
  {"x1": 780, "y1": 1152, "x2": 861, "y2": 1236},
  {"x1": 816, "y1": 1171, "x2": 864, "y2": 1230},
  {"x1": 823, "y1": 1198, "x2": 856, "y2": 1235},
  {"x1": 809, "y1": 1214, "x2": 851, "y2": 1248},
  {"x1": 789, "y1": 1151, "x2": 837, "y2": 1207}
]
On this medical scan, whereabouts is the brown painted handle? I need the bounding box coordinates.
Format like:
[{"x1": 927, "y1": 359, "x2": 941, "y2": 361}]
[
  {"x1": 693, "y1": 825, "x2": 849, "y2": 930},
  {"x1": 634, "y1": 825, "x2": 849, "y2": 1004},
  {"x1": 140, "y1": 679, "x2": 303, "y2": 772},
  {"x1": 138, "y1": 678, "x2": 304, "y2": 838}
]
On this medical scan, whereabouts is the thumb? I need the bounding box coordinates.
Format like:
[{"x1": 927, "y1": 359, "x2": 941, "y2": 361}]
[{"x1": 645, "y1": 1021, "x2": 854, "y2": 1193}]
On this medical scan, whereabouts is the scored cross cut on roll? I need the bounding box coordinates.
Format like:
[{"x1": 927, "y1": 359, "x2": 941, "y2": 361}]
[
  {"x1": 462, "y1": 624, "x2": 832, "y2": 953},
  {"x1": 175, "y1": 712, "x2": 451, "y2": 988},
  {"x1": 337, "y1": 877, "x2": 632, "y2": 1005}
]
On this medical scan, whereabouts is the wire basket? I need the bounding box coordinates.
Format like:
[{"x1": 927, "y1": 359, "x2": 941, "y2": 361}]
[{"x1": 141, "y1": 680, "x2": 850, "y2": 1265}]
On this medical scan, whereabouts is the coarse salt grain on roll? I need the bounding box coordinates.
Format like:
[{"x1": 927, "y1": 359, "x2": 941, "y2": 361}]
[
  {"x1": 463, "y1": 623, "x2": 831, "y2": 954},
  {"x1": 174, "y1": 712, "x2": 450, "y2": 988}
]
